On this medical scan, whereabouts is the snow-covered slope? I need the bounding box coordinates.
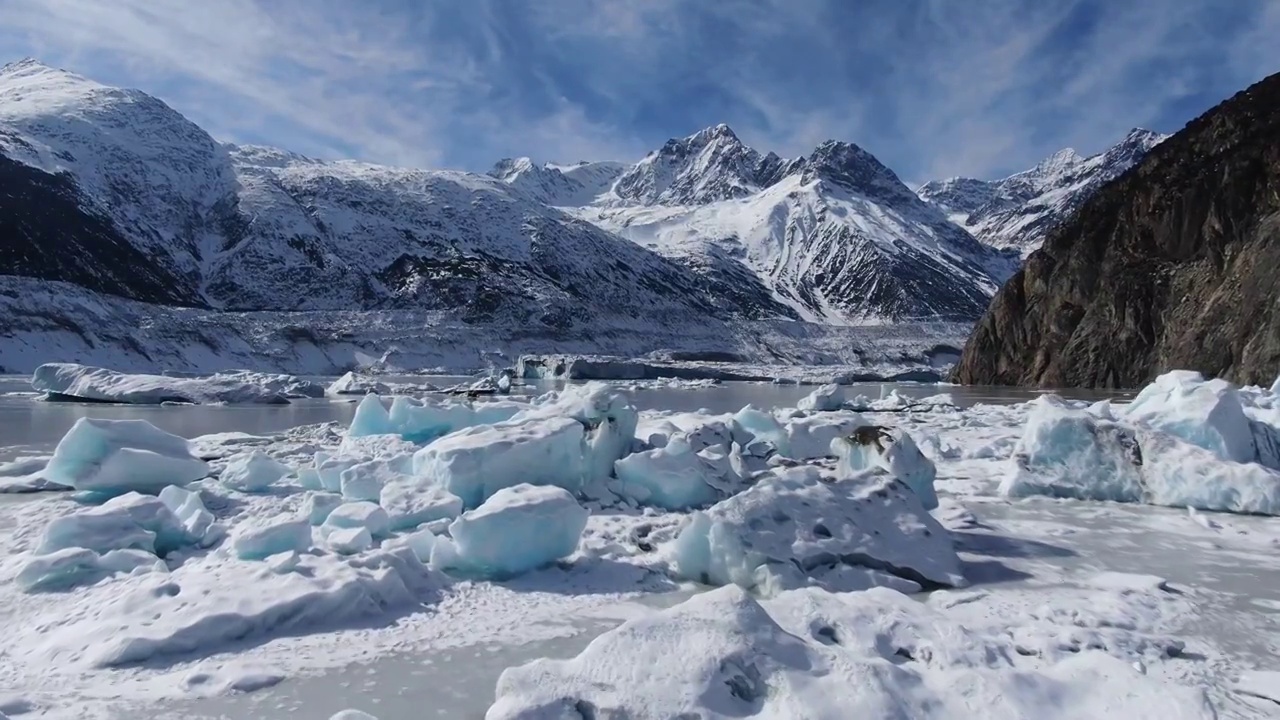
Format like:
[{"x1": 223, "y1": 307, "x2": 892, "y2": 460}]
[
  {"x1": 552, "y1": 128, "x2": 1004, "y2": 323},
  {"x1": 917, "y1": 128, "x2": 1167, "y2": 254},
  {"x1": 487, "y1": 157, "x2": 624, "y2": 206},
  {"x1": 0, "y1": 59, "x2": 1006, "y2": 370},
  {"x1": 0, "y1": 60, "x2": 768, "y2": 337},
  {"x1": 0, "y1": 58, "x2": 239, "y2": 305}
]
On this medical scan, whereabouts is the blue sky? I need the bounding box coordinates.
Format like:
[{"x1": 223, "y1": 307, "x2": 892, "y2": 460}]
[{"x1": 2, "y1": 0, "x2": 1277, "y2": 182}]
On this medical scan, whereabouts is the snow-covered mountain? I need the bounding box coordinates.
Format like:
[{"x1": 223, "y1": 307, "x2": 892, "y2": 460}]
[
  {"x1": 0, "y1": 59, "x2": 780, "y2": 338},
  {"x1": 0, "y1": 58, "x2": 1016, "y2": 373},
  {"x1": 917, "y1": 128, "x2": 1167, "y2": 254},
  {"x1": 508, "y1": 125, "x2": 1007, "y2": 324}
]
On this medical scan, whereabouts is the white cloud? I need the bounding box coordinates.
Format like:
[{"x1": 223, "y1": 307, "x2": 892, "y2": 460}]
[{"x1": 0, "y1": 0, "x2": 1275, "y2": 179}]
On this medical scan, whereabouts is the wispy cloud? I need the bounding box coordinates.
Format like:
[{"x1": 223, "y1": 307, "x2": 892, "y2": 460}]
[{"x1": 0, "y1": 0, "x2": 1276, "y2": 179}]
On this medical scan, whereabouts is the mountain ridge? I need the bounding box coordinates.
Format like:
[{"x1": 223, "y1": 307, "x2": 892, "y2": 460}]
[{"x1": 917, "y1": 128, "x2": 1167, "y2": 254}]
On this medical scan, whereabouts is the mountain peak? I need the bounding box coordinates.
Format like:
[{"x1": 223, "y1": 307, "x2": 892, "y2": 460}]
[
  {"x1": 488, "y1": 156, "x2": 537, "y2": 181},
  {"x1": 801, "y1": 139, "x2": 912, "y2": 201}
]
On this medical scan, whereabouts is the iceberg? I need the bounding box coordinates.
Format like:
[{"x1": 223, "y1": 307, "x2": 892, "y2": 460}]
[
  {"x1": 1004, "y1": 393, "x2": 1280, "y2": 515},
  {"x1": 18, "y1": 490, "x2": 217, "y2": 592},
  {"x1": 379, "y1": 480, "x2": 463, "y2": 531},
  {"x1": 16, "y1": 547, "x2": 165, "y2": 592},
  {"x1": 412, "y1": 417, "x2": 586, "y2": 509},
  {"x1": 831, "y1": 426, "x2": 938, "y2": 510},
  {"x1": 305, "y1": 492, "x2": 345, "y2": 526},
  {"x1": 1003, "y1": 396, "x2": 1145, "y2": 503},
  {"x1": 732, "y1": 405, "x2": 789, "y2": 457},
  {"x1": 339, "y1": 459, "x2": 396, "y2": 503},
  {"x1": 321, "y1": 502, "x2": 391, "y2": 540},
  {"x1": 1139, "y1": 432, "x2": 1280, "y2": 514},
  {"x1": 671, "y1": 466, "x2": 963, "y2": 595},
  {"x1": 613, "y1": 439, "x2": 728, "y2": 510},
  {"x1": 796, "y1": 383, "x2": 846, "y2": 412},
  {"x1": 785, "y1": 413, "x2": 868, "y2": 460},
  {"x1": 432, "y1": 484, "x2": 587, "y2": 579},
  {"x1": 38, "y1": 492, "x2": 200, "y2": 556},
  {"x1": 349, "y1": 394, "x2": 526, "y2": 442},
  {"x1": 1125, "y1": 370, "x2": 1280, "y2": 467},
  {"x1": 230, "y1": 515, "x2": 313, "y2": 560},
  {"x1": 42, "y1": 418, "x2": 210, "y2": 495},
  {"x1": 158, "y1": 485, "x2": 219, "y2": 545},
  {"x1": 325, "y1": 526, "x2": 374, "y2": 555},
  {"x1": 487, "y1": 585, "x2": 1212, "y2": 720},
  {"x1": 219, "y1": 451, "x2": 292, "y2": 492},
  {"x1": 508, "y1": 383, "x2": 640, "y2": 486},
  {"x1": 31, "y1": 363, "x2": 322, "y2": 405},
  {"x1": 327, "y1": 371, "x2": 391, "y2": 396}
]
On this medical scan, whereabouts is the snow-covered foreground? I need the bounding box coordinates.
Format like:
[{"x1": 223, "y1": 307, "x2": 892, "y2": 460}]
[{"x1": 0, "y1": 372, "x2": 1278, "y2": 719}]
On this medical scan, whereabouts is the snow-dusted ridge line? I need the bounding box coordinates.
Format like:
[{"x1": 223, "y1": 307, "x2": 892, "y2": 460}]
[{"x1": 917, "y1": 128, "x2": 1168, "y2": 254}]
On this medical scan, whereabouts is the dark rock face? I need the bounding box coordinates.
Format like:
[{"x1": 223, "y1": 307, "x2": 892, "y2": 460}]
[
  {"x1": 953, "y1": 72, "x2": 1280, "y2": 388},
  {"x1": 0, "y1": 153, "x2": 200, "y2": 306}
]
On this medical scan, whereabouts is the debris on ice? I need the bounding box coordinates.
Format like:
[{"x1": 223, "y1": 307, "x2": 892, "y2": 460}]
[{"x1": 832, "y1": 426, "x2": 938, "y2": 510}]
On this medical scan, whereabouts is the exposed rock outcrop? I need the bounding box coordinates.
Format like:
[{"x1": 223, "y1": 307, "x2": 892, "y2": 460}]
[{"x1": 954, "y1": 72, "x2": 1280, "y2": 388}]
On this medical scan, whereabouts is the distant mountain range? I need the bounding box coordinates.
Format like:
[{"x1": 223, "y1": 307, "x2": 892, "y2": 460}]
[
  {"x1": 0, "y1": 57, "x2": 1168, "y2": 372},
  {"x1": 916, "y1": 128, "x2": 1167, "y2": 255}
]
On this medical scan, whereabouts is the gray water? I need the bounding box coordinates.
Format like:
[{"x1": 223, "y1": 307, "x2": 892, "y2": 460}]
[{"x1": 0, "y1": 374, "x2": 1129, "y2": 461}]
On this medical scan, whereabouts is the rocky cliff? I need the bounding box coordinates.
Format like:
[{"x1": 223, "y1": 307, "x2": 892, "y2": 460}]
[{"x1": 953, "y1": 72, "x2": 1280, "y2": 388}]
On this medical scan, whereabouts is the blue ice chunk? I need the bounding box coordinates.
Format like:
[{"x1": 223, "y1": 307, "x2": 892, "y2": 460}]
[
  {"x1": 43, "y1": 418, "x2": 209, "y2": 495},
  {"x1": 435, "y1": 484, "x2": 587, "y2": 579},
  {"x1": 231, "y1": 516, "x2": 312, "y2": 560}
]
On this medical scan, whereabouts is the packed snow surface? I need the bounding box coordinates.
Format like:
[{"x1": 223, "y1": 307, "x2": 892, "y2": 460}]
[
  {"x1": 31, "y1": 363, "x2": 323, "y2": 404},
  {"x1": 0, "y1": 372, "x2": 1278, "y2": 719}
]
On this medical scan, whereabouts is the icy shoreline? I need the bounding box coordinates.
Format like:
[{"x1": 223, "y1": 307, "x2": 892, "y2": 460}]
[{"x1": 0, "y1": 276, "x2": 968, "y2": 378}]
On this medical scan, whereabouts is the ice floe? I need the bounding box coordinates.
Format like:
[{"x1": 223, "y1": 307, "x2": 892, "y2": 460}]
[
  {"x1": 4, "y1": 368, "x2": 1279, "y2": 719},
  {"x1": 32, "y1": 362, "x2": 324, "y2": 404}
]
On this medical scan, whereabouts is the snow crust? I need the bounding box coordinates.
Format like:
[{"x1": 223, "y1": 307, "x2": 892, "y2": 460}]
[{"x1": 489, "y1": 584, "x2": 1212, "y2": 720}]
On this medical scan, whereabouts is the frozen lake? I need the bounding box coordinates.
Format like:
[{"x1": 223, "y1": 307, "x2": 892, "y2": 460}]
[
  {"x1": 0, "y1": 374, "x2": 1129, "y2": 461},
  {"x1": 2, "y1": 371, "x2": 1275, "y2": 720}
]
